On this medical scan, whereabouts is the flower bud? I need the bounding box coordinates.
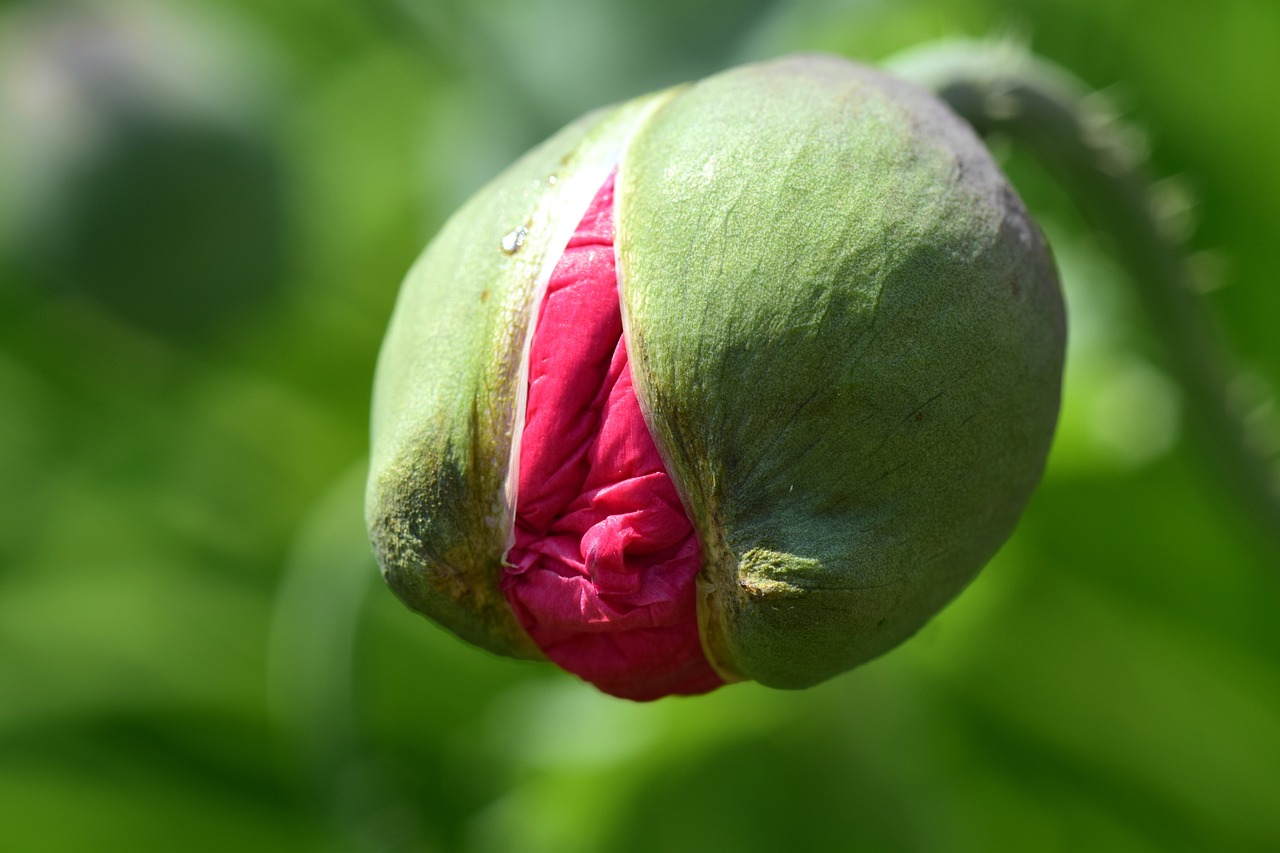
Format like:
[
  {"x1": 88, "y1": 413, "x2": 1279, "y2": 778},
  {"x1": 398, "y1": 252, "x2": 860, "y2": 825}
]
[{"x1": 366, "y1": 55, "x2": 1065, "y2": 699}]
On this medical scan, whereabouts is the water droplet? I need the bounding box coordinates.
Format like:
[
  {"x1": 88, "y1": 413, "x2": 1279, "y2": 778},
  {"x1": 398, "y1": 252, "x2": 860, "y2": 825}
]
[
  {"x1": 501, "y1": 225, "x2": 528, "y2": 255},
  {"x1": 546, "y1": 174, "x2": 558, "y2": 186}
]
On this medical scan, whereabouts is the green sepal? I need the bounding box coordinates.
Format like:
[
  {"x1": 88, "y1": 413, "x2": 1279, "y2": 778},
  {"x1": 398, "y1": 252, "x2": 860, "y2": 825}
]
[
  {"x1": 366, "y1": 89, "x2": 678, "y2": 658},
  {"x1": 616, "y1": 56, "x2": 1065, "y2": 687}
]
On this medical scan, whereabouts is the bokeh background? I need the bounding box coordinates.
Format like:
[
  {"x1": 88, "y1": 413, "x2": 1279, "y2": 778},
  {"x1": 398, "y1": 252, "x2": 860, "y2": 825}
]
[{"x1": 3, "y1": 0, "x2": 1279, "y2": 850}]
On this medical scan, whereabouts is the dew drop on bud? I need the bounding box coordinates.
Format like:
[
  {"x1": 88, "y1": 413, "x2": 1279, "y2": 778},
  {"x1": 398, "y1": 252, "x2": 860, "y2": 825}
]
[{"x1": 500, "y1": 225, "x2": 528, "y2": 255}]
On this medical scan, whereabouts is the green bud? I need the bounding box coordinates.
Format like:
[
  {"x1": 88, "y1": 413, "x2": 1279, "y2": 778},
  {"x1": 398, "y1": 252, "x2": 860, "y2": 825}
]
[{"x1": 366, "y1": 55, "x2": 1064, "y2": 692}]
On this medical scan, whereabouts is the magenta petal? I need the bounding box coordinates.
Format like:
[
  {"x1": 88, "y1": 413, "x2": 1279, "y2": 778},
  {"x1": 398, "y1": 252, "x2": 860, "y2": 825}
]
[{"x1": 502, "y1": 174, "x2": 723, "y2": 701}]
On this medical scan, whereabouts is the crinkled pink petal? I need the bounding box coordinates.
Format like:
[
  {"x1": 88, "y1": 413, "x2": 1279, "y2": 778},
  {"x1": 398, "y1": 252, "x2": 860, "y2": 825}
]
[{"x1": 503, "y1": 173, "x2": 723, "y2": 701}]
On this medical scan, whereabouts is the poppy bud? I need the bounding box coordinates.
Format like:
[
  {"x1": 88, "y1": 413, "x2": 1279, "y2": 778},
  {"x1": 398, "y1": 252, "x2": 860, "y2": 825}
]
[{"x1": 366, "y1": 55, "x2": 1065, "y2": 699}]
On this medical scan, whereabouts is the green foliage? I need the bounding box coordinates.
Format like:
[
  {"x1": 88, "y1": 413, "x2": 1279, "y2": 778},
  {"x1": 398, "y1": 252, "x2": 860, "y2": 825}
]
[{"x1": 1, "y1": 0, "x2": 1277, "y2": 850}]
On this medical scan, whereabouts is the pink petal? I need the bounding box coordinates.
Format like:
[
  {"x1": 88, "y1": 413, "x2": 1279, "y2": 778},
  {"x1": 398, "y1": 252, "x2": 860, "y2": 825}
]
[{"x1": 503, "y1": 173, "x2": 723, "y2": 701}]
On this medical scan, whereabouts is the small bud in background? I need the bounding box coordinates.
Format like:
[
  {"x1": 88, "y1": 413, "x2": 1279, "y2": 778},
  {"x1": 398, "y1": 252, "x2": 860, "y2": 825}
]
[{"x1": 0, "y1": 1, "x2": 289, "y2": 339}]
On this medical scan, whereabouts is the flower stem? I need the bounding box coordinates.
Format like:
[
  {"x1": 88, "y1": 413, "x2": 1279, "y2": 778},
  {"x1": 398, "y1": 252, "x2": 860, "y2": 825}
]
[{"x1": 890, "y1": 41, "x2": 1280, "y2": 548}]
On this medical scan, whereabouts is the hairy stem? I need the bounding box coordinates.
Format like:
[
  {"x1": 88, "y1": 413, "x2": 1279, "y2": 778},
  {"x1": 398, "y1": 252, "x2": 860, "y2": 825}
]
[{"x1": 890, "y1": 41, "x2": 1280, "y2": 548}]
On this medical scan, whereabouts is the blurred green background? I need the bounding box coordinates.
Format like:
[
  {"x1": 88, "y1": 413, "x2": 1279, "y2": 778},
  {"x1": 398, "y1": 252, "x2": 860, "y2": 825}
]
[{"x1": 3, "y1": 0, "x2": 1279, "y2": 850}]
